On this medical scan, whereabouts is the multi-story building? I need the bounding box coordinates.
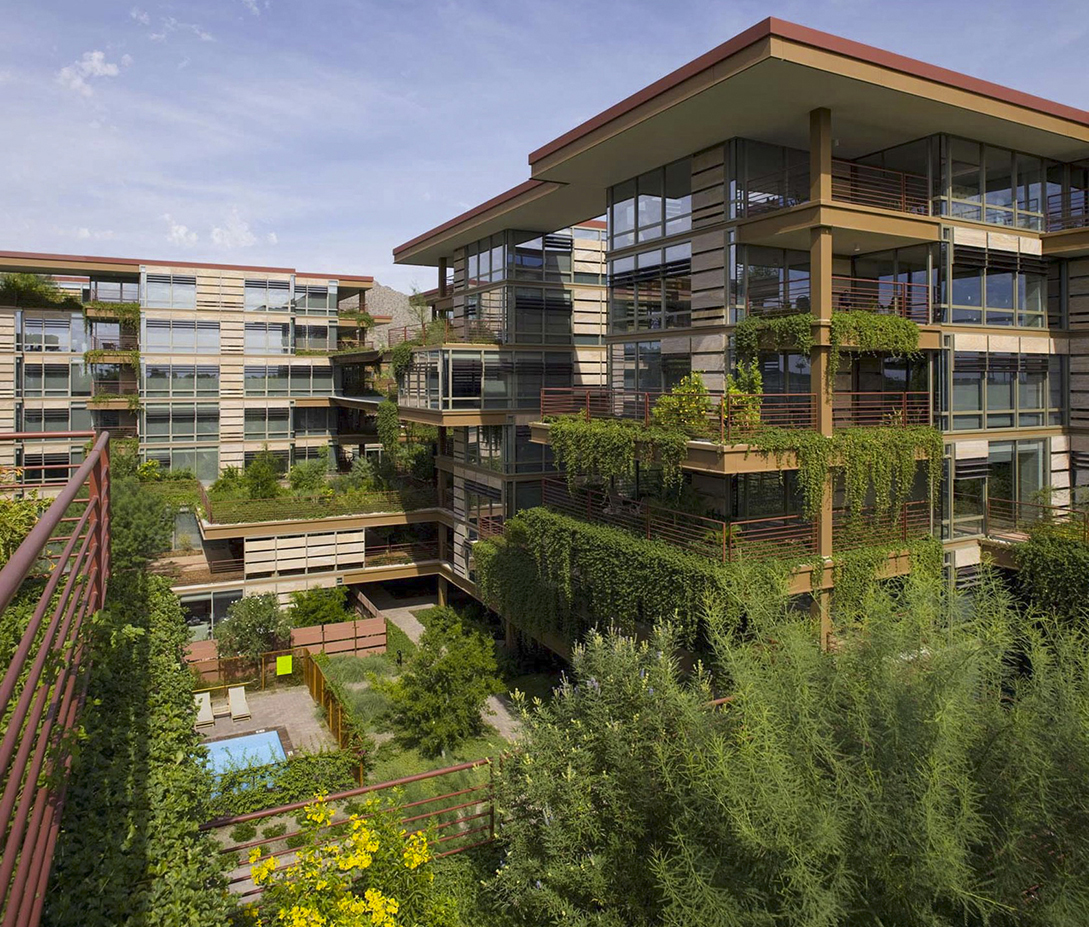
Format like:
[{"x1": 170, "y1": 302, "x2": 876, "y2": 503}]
[
  {"x1": 393, "y1": 17, "x2": 1089, "y2": 647},
  {"x1": 0, "y1": 250, "x2": 381, "y2": 482}
]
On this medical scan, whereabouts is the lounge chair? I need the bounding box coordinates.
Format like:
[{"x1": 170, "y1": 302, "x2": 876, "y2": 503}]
[
  {"x1": 228, "y1": 685, "x2": 251, "y2": 721},
  {"x1": 194, "y1": 691, "x2": 214, "y2": 727}
]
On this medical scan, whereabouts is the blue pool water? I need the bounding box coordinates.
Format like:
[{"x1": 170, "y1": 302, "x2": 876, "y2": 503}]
[{"x1": 206, "y1": 730, "x2": 286, "y2": 775}]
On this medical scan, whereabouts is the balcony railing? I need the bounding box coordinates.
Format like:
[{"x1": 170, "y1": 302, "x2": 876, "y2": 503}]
[
  {"x1": 832, "y1": 391, "x2": 930, "y2": 427},
  {"x1": 87, "y1": 334, "x2": 139, "y2": 352},
  {"x1": 984, "y1": 497, "x2": 1088, "y2": 542},
  {"x1": 0, "y1": 431, "x2": 110, "y2": 926},
  {"x1": 739, "y1": 159, "x2": 930, "y2": 219},
  {"x1": 202, "y1": 485, "x2": 438, "y2": 525},
  {"x1": 832, "y1": 501, "x2": 931, "y2": 551},
  {"x1": 831, "y1": 159, "x2": 929, "y2": 215},
  {"x1": 541, "y1": 478, "x2": 817, "y2": 562},
  {"x1": 387, "y1": 317, "x2": 506, "y2": 347},
  {"x1": 1046, "y1": 189, "x2": 1089, "y2": 231},
  {"x1": 745, "y1": 276, "x2": 930, "y2": 322},
  {"x1": 540, "y1": 388, "x2": 818, "y2": 440},
  {"x1": 364, "y1": 540, "x2": 440, "y2": 566}
]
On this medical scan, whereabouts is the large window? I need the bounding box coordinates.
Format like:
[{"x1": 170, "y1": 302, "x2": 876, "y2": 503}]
[
  {"x1": 144, "y1": 446, "x2": 219, "y2": 483},
  {"x1": 510, "y1": 233, "x2": 574, "y2": 283},
  {"x1": 294, "y1": 407, "x2": 332, "y2": 436},
  {"x1": 611, "y1": 341, "x2": 691, "y2": 392},
  {"x1": 512, "y1": 287, "x2": 572, "y2": 344},
  {"x1": 465, "y1": 234, "x2": 507, "y2": 288},
  {"x1": 144, "y1": 364, "x2": 219, "y2": 398},
  {"x1": 608, "y1": 158, "x2": 692, "y2": 249},
  {"x1": 244, "y1": 279, "x2": 292, "y2": 311},
  {"x1": 294, "y1": 324, "x2": 335, "y2": 352},
  {"x1": 244, "y1": 365, "x2": 331, "y2": 396},
  {"x1": 20, "y1": 313, "x2": 87, "y2": 352},
  {"x1": 244, "y1": 407, "x2": 290, "y2": 440},
  {"x1": 610, "y1": 243, "x2": 692, "y2": 333},
  {"x1": 398, "y1": 349, "x2": 571, "y2": 412},
  {"x1": 144, "y1": 274, "x2": 197, "y2": 309},
  {"x1": 295, "y1": 283, "x2": 338, "y2": 315},
  {"x1": 940, "y1": 245, "x2": 1048, "y2": 327},
  {"x1": 21, "y1": 361, "x2": 90, "y2": 397},
  {"x1": 937, "y1": 137, "x2": 1056, "y2": 230},
  {"x1": 144, "y1": 403, "x2": 219, "y2": 443},
  {"x1": 143, "y1": 319, "x2": 219, "y2": 354},
  {"x1": 244, "y1": 322, "x2": 291, "y2": 354},
  {"x1": 22, "y1": 406, "x2": 92, "y2": 432},
  {"x1": 946, "y1": 352, "x2": 1064, "y2": 431}
]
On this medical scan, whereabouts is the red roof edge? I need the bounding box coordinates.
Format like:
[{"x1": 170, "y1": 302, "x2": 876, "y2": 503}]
[{"x1": 528, "y1": 16, "x2": 1089, "y2": 166}]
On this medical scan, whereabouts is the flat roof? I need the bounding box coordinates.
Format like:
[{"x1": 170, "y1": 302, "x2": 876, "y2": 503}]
[
  {"x1": 0, "y1": 249, "x2": 373, "y2": 285},
  {"x1": 394, "y1": 17, "x2": 1089, "y2": 267}
]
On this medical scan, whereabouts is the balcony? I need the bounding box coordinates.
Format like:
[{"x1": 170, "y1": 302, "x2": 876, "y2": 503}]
[
  {"x1": 832, "y1": 501, "x2": 931, "y2": 551},
  {"x1": 832, "y1": 391, "x2": 930, "y2": 427},
  {"x1": 541, "y1": 478, "x2": 816, "y2": 562},
  {"x1": 741, "y1": 159, "x2": 929, "y2": 218},
  {"x1": 540, "y1": 387, "x2": 818, "y2": 441},
  {"x1": 87, "y1": 334, "x2": 139, "y2": 353},
  {"x1": 745, "y1": 275, "x2": 931, "y2": 323},
  {"x1": 983, "y1": 497, "x2": 1088, "y2": 543},
  {"x1": 1046, "y1": 189, "x2": 1089, "y2": 232},
  {"x1": 387, "y1": 317, "x2": 506, "y2": 347}
]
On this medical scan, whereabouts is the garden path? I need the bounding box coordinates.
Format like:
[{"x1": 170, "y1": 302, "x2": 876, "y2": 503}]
[{"x1": 364, "y1": 587, "x2": 522, "y2": 741}]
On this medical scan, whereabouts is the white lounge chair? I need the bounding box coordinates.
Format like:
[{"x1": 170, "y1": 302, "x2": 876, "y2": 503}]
[
  {"x1": 194, "y1": 691, "x2": 214, "y2": 727},
  {"x1": 228, "y1": 685, "x2": 251, "y2": 722}
]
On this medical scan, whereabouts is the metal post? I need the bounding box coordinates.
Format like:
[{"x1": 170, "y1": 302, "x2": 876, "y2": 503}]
[
  {"x1": 644, "y1": 392, "x2": 650, "y2": 427},
  {"x1": 585, "y1": 391, "x2": 591, "y2": 423}
]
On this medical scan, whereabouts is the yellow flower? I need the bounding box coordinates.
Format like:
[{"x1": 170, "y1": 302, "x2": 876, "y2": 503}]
[
  {"x1": 249, "y1": 847, "x2": 263, "y2": 864},
  {"x1": 402, "y1": 832, "x2": 431, "y2": 870},
  {"x1": 250, "y1": 855, "x2": 278, "y2": 886}
]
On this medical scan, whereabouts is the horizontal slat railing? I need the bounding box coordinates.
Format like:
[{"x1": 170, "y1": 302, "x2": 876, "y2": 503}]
[
  {"x1": 0, "y1": 431, "x2": 110, "y2": 927},
  {"x1": 831, "y1": 391, "x2": 930, "y2": 427},
  {"x1": 745, "y1": 276, "x2": 930, "y2": 322},
  {"x1": 985, "y1": 497, "x2": 1089, "y2": 541},
  {"x1": 1046, "y1": 189, "x2": 1089, "y2": 231},
  {"x1": 831, "y1": 159, "x2": 930, "y2": 215},
  {"x1": 386, "y1": 317, "x2": 506, "y2": 347},
  {"x1": 832, "y1": 500, "x2": 931, "y2": 551}
]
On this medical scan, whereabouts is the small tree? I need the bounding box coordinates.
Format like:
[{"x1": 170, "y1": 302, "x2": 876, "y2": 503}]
[
  {"x1": 377, "y1": 607, "x2": 504, "y2": 755},
  {"x1": 287, "y1": 446, "x2": 330, "y2": 494},
  {"x1": 244, "y1": 449, "x2": 281, "y2": 500},
  {"x1": 110, "y1": 476, "x2": 174, "y2": 574},
  {"x1": 215, "y1": 593, "x2": 290, "y2": 664},
  {"x1": 651, "y1": 372, "x2": 712, "y2": 437},
  {"x1": 289, "y1": 586, "x2": 351, "y2": 628}
]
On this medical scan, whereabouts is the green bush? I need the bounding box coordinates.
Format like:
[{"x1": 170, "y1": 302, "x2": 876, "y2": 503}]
[
  {"x1": 374, "y1": 607, "x2": 504, "y2": 756},
  {"x1": 290, "y1": 585, "x2": 351, "y2": 627},
  {"x1": 261, "y1": 822, "x2": 288, "y2": 839},
  {"x1": 1014, "y1": 525, "x2": 1089, "y2": 620},
  {"x1": 244, "y1": 448, "x2": 282, "y2": 499},
  {"x1": 651, "y1": 372, "x2": 712, "y2": 437},
  {"x1": 230, "y1": 821, "x2": 258, "y2": 843},
  {"x1": 46, "y1": 575, "x2": 233, "y2": 926},
  {"x1": 209, "y1": 750, "x2": 361, "y2": 818},
  {"x1": 214, "y1": 592, "x2": 291, "y2": 662},
  {"x1": 377, "y1": 398, "x2": 402, "y2": 460},
  {"x1": 110, "y1": 475, "x2": 174, "y2": 574}
]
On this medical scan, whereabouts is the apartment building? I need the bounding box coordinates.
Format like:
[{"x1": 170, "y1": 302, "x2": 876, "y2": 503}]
[
  {"x1": 392, "y1": 17, "x2": 1089, "y2": 641},
  {"x1": 0, "y1": 250, "x2": 383, "y2": 482}
]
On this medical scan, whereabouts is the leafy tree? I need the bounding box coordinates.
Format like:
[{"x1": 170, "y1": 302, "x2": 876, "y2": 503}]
[
  {"x1": 288, "y1": 446, "x2": 331, "y2": 494},
  {"x1": 376, "y1": 399, "x2": 402, "y2": 463},
  {"x1": 651, "y1": 371, "x2": 712, "y2": 437},
  {"x1": 244, "y1": 449, "x2": 282, "y2": 500},
  {"x1": 0, "y1": 493, "x2": 49, "y2": 566},
  {"x1": 376, "y1": 607, "x2": 504, "y2": 755},
  {"x1": 0, "y1": 271, "x2": 68, "y2": 306},
  {"x1": 491, "y1": 573, "x2": 1089, "y2": 926},
  {"x1": 290, "y1": 585, "x2": 351, "y2": 628},
  {"x1": 215, "y1": 592, "x2": 291, "y2": 663},
  {"x1": 110, "y1": 475, "x2": 174, "y2": 574}
]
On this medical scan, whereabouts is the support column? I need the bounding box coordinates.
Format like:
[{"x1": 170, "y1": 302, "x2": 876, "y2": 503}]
[
  {"x1": 437, "y1": 575, "x2": 448, "y2": 607},
  {"x1": 808, "y1": 108, "x2": 835, "y2": 647}
]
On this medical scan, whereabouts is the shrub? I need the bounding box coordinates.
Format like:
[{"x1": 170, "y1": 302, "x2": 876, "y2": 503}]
[
  {"x1": 1014, "y1": 524, "x2": 1089, "y2": 620},
  {"x1": 249, "y1": 794, "x2": 458, "y2": 926},
  {"x1": 210, "y1": 750, "x2": 361, "y2": 818},
  {"x1": 376, "y1": 398, "x2": 402, "y2": 460},
  {"x1": 288, "y1": 446, "x2": 330, "y2": 493},
  {"x1": 110, "y1": 475, "x2": 174, "y2": 574},
  {"x1": 135, "y1": 458, "x2": 163, "y2": 482},
  {"x1": 209, "y1": 465, "x2": 245, "y2": 498},
  {"x1": 290, "y1": 585, "x2": 351, "y2": 628},
  {"x1": 375, "y1": 607, "x2": 504, "y2": 755},
  {"x1": 244, "y1": 449, "x2": 282, "y2": 500},
  {"x1": 230, "y1": 821, "x2": 258, "y2": 843},
  {"x1": 214, "y1": 592, "x2": 291, "y2": 663},
  {"x1": 46, "y1": 575, "x2": 233, "y2": 926},
  {"x1": 261, "y1": 822, "x2": 288, "y2": 839},
  {"x1": 651, "y1": 372, "x2": 712, "y2": 437}
]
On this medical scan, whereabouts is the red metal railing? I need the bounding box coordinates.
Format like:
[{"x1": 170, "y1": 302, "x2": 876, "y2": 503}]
[
  {"x1": 539, "y1": 388, "x2": 818, "y2": 440},
  {"x1": 1046, "y1": 189, "x2": 1089, "y2": 231},
  {"x1": 985, "y1": 497, "x2": 1089, "y2": 542},
  {"x1": 832, "y1": 500, "x2": 931, "y2": 551},
  {"x1": 0, "y1": 431, "x2": 110, "y2": 927},
  {"x1": 831, "y1": 159, "x2": 930, "y2": 215},
  {"x1": 744, "y1": 276, "x2": 930, "y2": 322},
  {"x1": 204, "y1": 758, "x2": 495, "y2": 899},
  {"x1": 832, "y1": 391, "x2": 930, "y2": 427},
  {"x1": 541, "y1": 478, "x2": 817, "y2": 562},
  {"x1": 386, "y1": 317, "x2": 506, "y2": 347},
  {"x1": 0, "y1": 432, "x2": 98, "y2": 493}
]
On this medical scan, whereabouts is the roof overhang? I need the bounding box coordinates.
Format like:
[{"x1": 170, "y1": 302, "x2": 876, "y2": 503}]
[{"x1": 528, "y1": 19, "x2": 1089, "y2": 187}]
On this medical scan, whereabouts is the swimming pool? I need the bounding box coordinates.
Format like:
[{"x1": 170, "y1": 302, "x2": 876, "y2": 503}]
[{"x1": 205, "y1": 730, "x2": 286, "y2": 775}]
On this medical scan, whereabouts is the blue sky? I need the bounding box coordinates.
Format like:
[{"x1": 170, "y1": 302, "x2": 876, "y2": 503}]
[{"x1": 3, "y1": 0, "x2": 1088, "y2": 292}]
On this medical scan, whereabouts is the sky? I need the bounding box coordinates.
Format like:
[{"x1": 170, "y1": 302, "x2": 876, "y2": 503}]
[{"x1": 3, "y1": 0, "x2": 1089, "y2": 293}]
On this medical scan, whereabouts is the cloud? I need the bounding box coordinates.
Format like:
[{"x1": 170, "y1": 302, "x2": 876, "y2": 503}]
[
  {"x1": 241, "y1": 0, "x2": 261, "y2": 15},
  {"x1": 75, "y1": 227, "x2": 116, "y2": 241},
  {"x1": 163, "y1": 214, "x2": 197, "y2": 246},
  {"x1": 56, "y1": 50, "x2": 122, "y2": 97},
  {"x1": 130, "y1": 7, "x2": 150, "y2": 26},
  {"x1": 211, "y1": 208, "x2": 257, "y2": 248},
  {"x1": 265, "y1": 232, "x2": 278, "y2": 245}
]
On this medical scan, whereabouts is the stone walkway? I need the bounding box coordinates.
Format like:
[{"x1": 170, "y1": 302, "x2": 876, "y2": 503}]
[{"x1": 365, "y1": 586, "x2": 522, "y2": 741}]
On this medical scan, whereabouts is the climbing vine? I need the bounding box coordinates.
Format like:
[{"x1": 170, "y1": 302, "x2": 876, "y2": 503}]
[
  {"x1": 390, "y1": 341, "x2": 415, "y2": 382},
  {"x1": 83, "y1": 301, "x2": 141, "y2": 329},
  {"x1": 832, "y1": 536, "x2": 943, "y2": 620},
  {"x1": 547, "y1": 416, "x2": 688, "y2": 494},
  {"x1": 735, "y1": 312, "x2": 813, "y2": 363},
  {"x1": 88, "y1": 393, "x2": 143, "y2": 412},
  {"x1": 828, "y1": 311, "x2": 921, "y2": 387},
  {"x1": 745, "y1": 425, "x2": 942, "y2": 520},
  {"x1": 376, "y1": 398, "x2": 402, "y2": 459},
  {"x1": 83, "y1": 348, "x2": 141, "y2": 373}
]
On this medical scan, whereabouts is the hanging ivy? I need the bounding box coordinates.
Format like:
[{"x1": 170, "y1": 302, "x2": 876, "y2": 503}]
[
  {"x1": 390, "y1": 341, "x2": 415, "y2": 382},
  {"x1": 547, "y1": 417, "x2": 688, "y2": 494},
  {"x1": 833, "y1": 536, "x2": 943, "y2": 620},
  {"x1": 734, "y1": 313, "x2": 814, "y2": 363},
  {"x1": 745, "y1": 425, "x2": 942, "y2": 520},
  {"x1": 83, "y1": 348, "x2": 141, "y2": 372},
  {"x1": 828, "y1": 311, "x2": 921, "y2": 387},
  {"x1": 83, "y1": 301, "x2": 141, "y2": 329}
]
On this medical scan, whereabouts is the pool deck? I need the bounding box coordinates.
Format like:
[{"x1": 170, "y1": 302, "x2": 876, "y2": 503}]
[{"x1": 198, "y1": 686, "x2": 337, "y2": 754}]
